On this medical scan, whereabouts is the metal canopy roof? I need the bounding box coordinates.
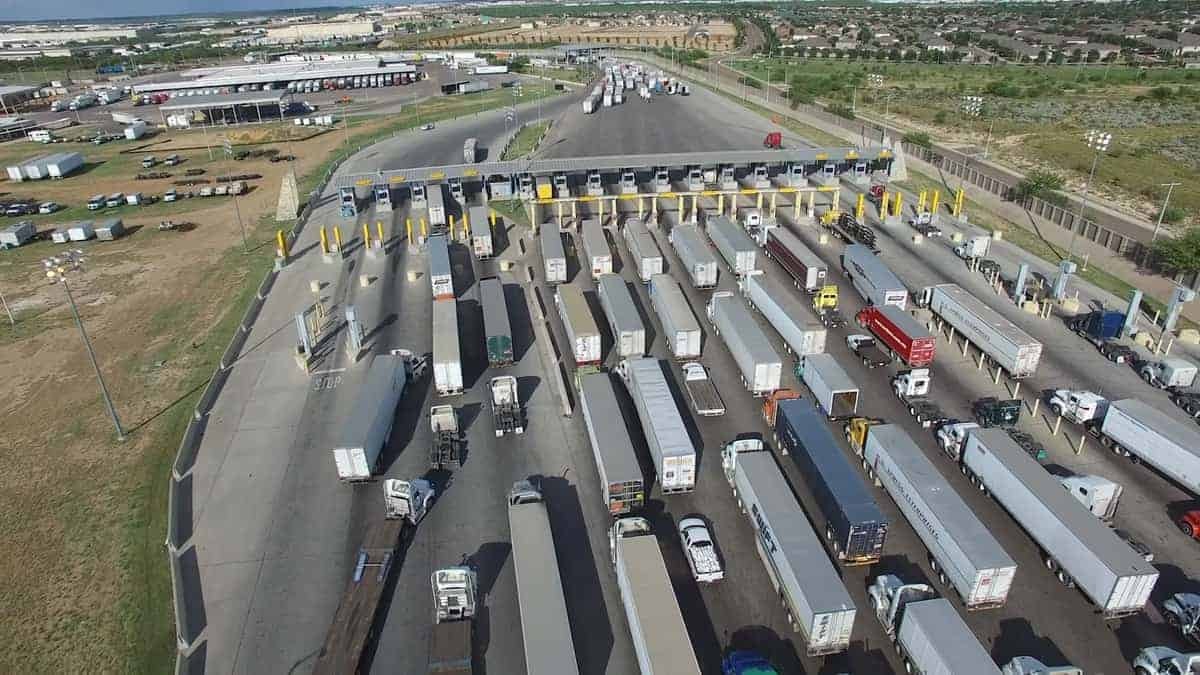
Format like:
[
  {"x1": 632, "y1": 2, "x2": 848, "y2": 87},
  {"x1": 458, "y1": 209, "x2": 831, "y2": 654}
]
[
  {"x1": 159, "y1": 90, "x2": 289, "y2": 111},
  {"x1": 340, "y1": 146, "x2": 891, "y2": 186}
]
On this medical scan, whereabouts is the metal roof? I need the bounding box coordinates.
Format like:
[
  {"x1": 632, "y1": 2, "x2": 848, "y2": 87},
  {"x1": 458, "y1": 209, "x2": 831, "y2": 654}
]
[
  {"x1": 0, "y1": 85, "x2": 37, "y2": 97},
  {"x1": 159, "y1": 90, "x2": 289, "y2": 111},
  {"x1": 135, "y1": 62, "x2": 417, "y2": 93}
]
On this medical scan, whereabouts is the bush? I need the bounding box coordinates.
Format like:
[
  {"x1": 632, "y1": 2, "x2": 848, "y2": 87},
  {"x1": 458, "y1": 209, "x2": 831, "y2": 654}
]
[
  {"x1": 1161, "y1": 205, "x2": 1189, "y2": 225},
  {"x1": 902, "y1": 131, "x2": 932, "y2": 149},
  {"x1": 1014, "y1": 169, "x2": 1065, "y2": 202},
  {"x1": 933, "y1": 110, "x2": 949, "y2": 124},
  {"x1": 827, "y1": 103, "x2": 856, "y2": 120},
  {"x1": 985, "y1": 79, "x2": 1021, "y2": 97}
]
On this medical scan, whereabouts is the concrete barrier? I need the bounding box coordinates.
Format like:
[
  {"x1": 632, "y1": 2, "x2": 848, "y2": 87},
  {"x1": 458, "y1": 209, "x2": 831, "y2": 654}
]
[
  {"x1": 169, "y1": 548, "x2": 192, "y2": 650},
  {"x1": 166, "y1": 474, "x2": 193, "y2": 550},
  {"x1": 194, "y1": 367, "x2": 228, "y2": 420},
  {"x1": 239, "y1": 297, "x2": 265, "y2": 334},
  {"x1": 172, "y1": 417, "x2": 206, "y2": 479},
  {"x1": 256, "y1": 269, "x2": 277, "y2": 299},
  {"x1": 219, "y1": 326, "x2": 250, "y2": 371}
]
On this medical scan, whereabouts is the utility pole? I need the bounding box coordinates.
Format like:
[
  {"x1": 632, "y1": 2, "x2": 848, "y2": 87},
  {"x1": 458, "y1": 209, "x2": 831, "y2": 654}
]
[
  {"x1": 1069, "y1": 129, "x2": 1112, "y2": 263},
  {"x1": 1152, "y1": 182, "x2": 1182, "y2": 242}
]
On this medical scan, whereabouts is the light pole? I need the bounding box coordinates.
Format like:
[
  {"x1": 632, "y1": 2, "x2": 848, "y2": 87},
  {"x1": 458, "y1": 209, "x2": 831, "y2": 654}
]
[
  {"x1": 960, "y1": 95, "x2": 993, "y2": 156},
  {"x1": 43, "y1": 250, "x2": 125, "y2": 442},
  {"x1": 1152, "y1": 182, "x2": 1182, "y2": 242},
  {"x1": 1068, "y1": 128, "x2": 1112, "y2": 263}
]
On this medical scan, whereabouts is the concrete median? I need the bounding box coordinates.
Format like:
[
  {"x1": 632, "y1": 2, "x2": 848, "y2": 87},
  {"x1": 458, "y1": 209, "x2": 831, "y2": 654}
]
[
  {"x1": 219, "y1": 326, "x2": 249, "y2": 371},
  {"x1": 172, "y1": 417, "x2": 206, "y2": 479},
  {"x1": 194, "y1": 367, "x2": 228, "y2": 420}
]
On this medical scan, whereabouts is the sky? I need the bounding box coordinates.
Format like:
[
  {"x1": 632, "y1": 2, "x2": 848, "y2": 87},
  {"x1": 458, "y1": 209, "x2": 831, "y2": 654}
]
[{"x1": 3, "y1": 0, "x2": 368, "y2": 22}]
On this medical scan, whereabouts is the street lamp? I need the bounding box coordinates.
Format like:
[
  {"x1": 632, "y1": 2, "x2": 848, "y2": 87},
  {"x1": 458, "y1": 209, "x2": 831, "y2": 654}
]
[
  {"x1": 1152, "y1": 182, "x2": 1182, "y2": 242},
  {"x1": 960, "y1": 95, "x2": 994, "y2": 159},
  {"x1": 1068, "y1": 128, "x2": 1112, "y2": 262},
  {"x1": 43, "y1": 250, "x2": 125, "y2": 442}
]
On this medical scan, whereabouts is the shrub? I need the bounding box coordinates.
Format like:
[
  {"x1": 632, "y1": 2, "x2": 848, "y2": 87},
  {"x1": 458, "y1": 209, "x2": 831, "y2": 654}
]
[
  {"x1": 902, "y1": 131, "x2": 932, "y2": 149},
  {"x1": 1014, "y1": 169, "x2": 1065, "y2": 202}
]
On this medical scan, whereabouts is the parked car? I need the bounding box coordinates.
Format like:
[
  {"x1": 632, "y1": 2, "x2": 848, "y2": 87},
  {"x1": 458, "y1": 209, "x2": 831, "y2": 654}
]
[
  {"x1": 1177, "y1": 509, "x2": 1200, "y2": 539},
  {"x1": 421, "y1": 122, "x2": 435, "y2": 130},
  {"x1": 1114, "y1": 528, "x2": 1154, "y2": 563},
  {"x1": 5, "y1": 204, "x2": 33, "y2": 217},
  {"x1": 38, "y1": 202, "x2": 60, "y2": 215},
  {"x1": 679, "y1": 517, "x2": 723, "y2": 583}
]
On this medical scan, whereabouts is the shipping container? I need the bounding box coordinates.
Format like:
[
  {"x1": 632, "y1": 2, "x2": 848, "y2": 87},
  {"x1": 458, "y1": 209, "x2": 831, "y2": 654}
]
[
  {"x1": 623, "y1": 217, "x2": 663, "y2": 283},
  {"x1": 775, "y1": 399, "x2": 888, "y2": 564},
  {"x1": 721, "y1": 441, "x2": 856, "y2": 655},
  {"x1": 862, "y1": 425, "x2": 1017, "y2": 609},
  {"x1": 962, "y1": 428, "x2": 1158, "y2": 617},
  {"x1": 479, "y1": 277, "x2": 514, "y2": 367},
  {"x1": 706, "y1": 291, "x2": 782, "y2": 396},
  {"x1": 580, "y1": 219, "x2": 612, "y2": 277},
  {"x1": 841, "y1": 244, "x2": 908, "y2": 309},
  {"x1": 926, "y1": 284, "x2": 1042, "y2": 378},
  {"x1": 648, "y1": 274, "x2": 702, "y2": 360},
  {"x1": 1098, "y1": 399, "x2": 1200, "y2": 496},
  {"x1": 580, "y1": 373, "x2": 645, "y2": 516},
  {"x1": 856, "y1": 305, "x2": 935, "y2": 367},
  {"x1": 899, "y1": 599, "x2": 1002, "y2": 675},
  {"x1": 596, "y1": 274, "x2": 646, "y2": 358},
  {"x1": 619, "y1": 358, "x2": 696, "y2": 493},
  {"x1": 669, "y1": 224, "x2": 719, "y2": 289},
  {"x1": 469, "y1": 205, "x2": 493, "y2": 259},
  {"x1": 799, "y1": 353, "x2": 859, "y2": 419},
  {"x1": 706, "y1": 215, "x2": 758, "y2": 276},
  {"x1": 432, "y1": 299, "x2": 464, "y2": 396},
  {"x1": 332, "y1": 354, "x2": 407, "y2": 480},
  {"x1": 540, "y1": 225, "x2": 567, "y2": 284},
  {"x1": 765, "y1": 227, "x2": 826, "y2": 292},
  {"x1": 555, "y1": 286, "x2": 602, "y2": 366},
  {"x1": 427, "y1": 234, "x2": 454, "y2": 300},
  {"x1": 740, "y1": 272, "x2": 827, "y2": 357},
  {"x1": 426, "y1": 183, "x2": 447, "y2": 227}
]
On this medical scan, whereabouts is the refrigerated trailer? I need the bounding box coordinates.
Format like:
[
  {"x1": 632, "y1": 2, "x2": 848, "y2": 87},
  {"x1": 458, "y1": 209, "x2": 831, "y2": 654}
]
[
  {"x1": 580, "y1": 372, "x2": 646, "y2": 516},
  {"x1": 469, "y1": 205, "x2": 493, "y2": 259},
  {"x1": 540, "y1": 225, "x2": 567, "y2": 284},
  {"x1": 669, "y1": 224, "x2": 719, "y2": 289},
  {"x1": 859, "y1": 424, "x2": 1017, "y2": 609},
  {"x1": 649, "y1": 274, "x2": 702, "y2": 360},
  {"x1": 775, "y1": 399, "x2": 888, "y2": 565},
  {"x1": 962, "y1": 428, "x2": 1157, "y2": 617},
  {"x1": 765, "y1": 227, "x2": 826, "y2": 292},
  {"x1": 432, "y1": 299, "x2": 464, "y2": 396},
  {"x1": 740, "y1": 272, "x2": 827, "y2": 357},
  {"x1": 1096, "y1": 399, "x2": 1200, "y2": 496},
  {"x1": 480, "y1": 277, "x2": 514, "y2": 367},
  {"x1": 596, "y1": 274, "x2": 647, "y2": 357},
  {"x1": 706, "y1": 215, "x2": 758, "y2": 276},
  {"x1": 618, "y1": 358, "x2": 696, "y2": 493},
  {"x1": 426, "y1": 183, "x2": 447, "y2": 229},
  {"x1": 798, "y1": 353, "x2": 859, "y2": 419},
  {"x1": 332, "y1": 353, "x2": 411, "y2": 481},
  {"x1": 428, "y1": 234, "x2": 454, "y2": 300},
  {"x1": 706, "y1": 291, "x2": 783, "y2": 396},
  {"x1": 581, "y1": 218, "x2": 612, "y2": 277},
  {"x1": 925, "y1": 284, "x2": 1042, "y2": 378},
  {"x1": 856, "y1": 304, "x2": 935, "y2": 367},
  {"x1": 623, "y1": 217, "x2": 664, "y2": 282},
  {"x1": 721, "y1": 440, "x2": 856, "y2": 656},
  {"x1": 842, "y1": 244, "x2": 907, "y2": 309},
  {"x1": 555, "y1": 285, "x2": 602, "y2": 366}
]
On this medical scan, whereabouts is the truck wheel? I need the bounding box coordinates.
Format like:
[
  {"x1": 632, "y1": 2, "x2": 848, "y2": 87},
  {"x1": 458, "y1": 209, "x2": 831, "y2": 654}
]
[
  {"x1": 1180, "y1": 520, "x2": 1196, "y2": 538},
  {"x1": 1051, "y1": 403, "x2": 1063, "y2": 417},
  {"x1": 929, "y1": 556, "x2": 939, "y2": 573},
  {"x1": 1167, "y1": 610, "x2": 1182, "y2": 627},
  {"x1": 1044, "y1": 556, "x2": 1057, "y2": 573},
  {"x1": 1057, "y1": 569, "x2": 1074, "y2": 588},
  {"x1": 1136, "y1": 668, "x2": 1152, "y2": 675},
  {"x1": 904, "y1": 656, "x2": 915, "y2": 674},
  {"x1": 938, "y1": 570, "x2": 948, "y2": 586}
]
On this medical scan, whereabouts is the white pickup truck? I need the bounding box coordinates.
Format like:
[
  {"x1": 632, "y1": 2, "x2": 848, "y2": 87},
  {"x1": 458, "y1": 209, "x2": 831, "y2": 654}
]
[
  {"x1": 679, "y1": 517, "x2": 723, "y2": 583},
  {"x1": 681, "y1": 362, "x2": 725, "y2": 417}
]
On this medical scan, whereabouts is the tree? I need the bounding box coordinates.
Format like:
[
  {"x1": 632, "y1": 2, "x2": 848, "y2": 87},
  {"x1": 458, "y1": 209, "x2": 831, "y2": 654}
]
[
  {"x1": 1152, "y1": 228, "x2": 1200, "y2": 276},
  {"x1": 902, "y1": 131, "x2": 932, "y2": 149},
  {"x1": 1014, "y1": 169, "x2": 1065, "y2": 202}
]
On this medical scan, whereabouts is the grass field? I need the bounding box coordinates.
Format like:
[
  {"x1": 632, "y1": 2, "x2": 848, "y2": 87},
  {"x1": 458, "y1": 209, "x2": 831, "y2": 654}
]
[{"x1": 503, "y1": 120, "x2": 551, "y2": 160}]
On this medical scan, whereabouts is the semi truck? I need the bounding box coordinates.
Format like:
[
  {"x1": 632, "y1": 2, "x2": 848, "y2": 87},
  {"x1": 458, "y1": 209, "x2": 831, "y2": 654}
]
[
  {"x1": 841, "y1": 244, "x2": 907, "y2": 310},
  {"x1": 428, "y1": 234, "x2": 455, "y2": 300},
  {"x1": 773, "y1": 398, "x2": 888, "y2": 565},
  {"x1": 764, "y1": 227, "x2": 826, "y2": 293},
  {"x1": 463, "y1": 137, "x2": 478, "y2": 164},
  {"x1": 855, "y1": 305, "x2": 935, "y2": 367},
  {"x1": 429, "y1": 566, "x2": 477, "y2": 674},
  {"x1": 868, "y1": 575, "x2": 1002, "y2": 675},
  {"x1": 540, "y1": 225, "x2": 567, "y2": 284},
  {"x1": 468, "y1": 205, "x2": 493, "y2": 259},
  {"x1": 579, "y1": 372, "x2": 646, "y2": 516},
  {"x1": 706, "y1": 215, "x2": 758, "y2": 276},
  {"x1": 609, "y1": 518, "x2": 701, "y2": 674},
  {"x1": 961, "y1": 428, "x2": 1158, "y2": 617},
  {"x1": 489, "y1": 376, "x2": 524, "y2": 436},
  {"x1": 721, "y1": 439, "x2": 856, "y2": 656},
  {"x1": 1094, "y1": 398, "x2": 1200, "y2": 496},
  {"x1": 555, "y1": 286, "x2": 603, "y2": 367},
  {"x1": 798, "y1": 353, "x2": 859, "y2": 419},
  {"x1": 669, "y1": 224, "x2": 719, "y2": 289},
  {"x1": 580, "y1": 218, "x2": 613, "y2": 277},
  {"x1": 1069, "y1": 309, "x2": 1125, "y2": 347},
  {"x1": 332, "y1": 352, "x2": 420, "y2": 481},
  {"x1": 479, "y1": 277, "x2": 514, "y2": 368},
  {"x1": 427, "y1": 183, "x2": 448, "y2": 231},
  {"x1": 849, "y1": 422, "x2": 1017, "y2": 609},
  {"x1": 740, "y1": 272, "x2": 827, "y2": 357},
  {"x1": 707, "y1": 291, "x2": 783, "y2": 396},
  {"x1": 682, "y1": 362, "x2": 725, "y2": 417},
  {"x1": 618, "y1": 358, "x2": 697, "y2": 493},
  {"x1": 623, "y1": 217, "x2": 664, "y2": 282},
  {"x1": 596, "y1": 274, "x2": 647, "y2": 357},
  {"x1": 924, "y1": 284, "x2": 1043, "y2": 378},
  {"x1": 507, "y1": 481, "x2": 580, "y2": 675},
  {"x1": 649, "y1": 274, "x2": 702, "y2": 360},
  {"x1": 433, "y1": 299, "x2": 465, "y2": 396}
]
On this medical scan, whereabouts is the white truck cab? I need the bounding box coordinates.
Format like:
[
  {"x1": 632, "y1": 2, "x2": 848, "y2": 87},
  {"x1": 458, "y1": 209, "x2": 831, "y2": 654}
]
[
  {"x1": 1048, "y1": 389, "x2": 1108, "y2": 424},
  {"x1": 935, "y1": 421, "x2": 979, "y2": 461}
]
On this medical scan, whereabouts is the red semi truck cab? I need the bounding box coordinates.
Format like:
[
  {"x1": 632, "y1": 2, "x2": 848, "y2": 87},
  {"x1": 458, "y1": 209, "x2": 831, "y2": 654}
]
[
  {"x1": 763, "y1": 132, "x2": 782, "y2": 149},
  {"x1": 856, "y1": 305, "x2": 936, "y2": 367}
]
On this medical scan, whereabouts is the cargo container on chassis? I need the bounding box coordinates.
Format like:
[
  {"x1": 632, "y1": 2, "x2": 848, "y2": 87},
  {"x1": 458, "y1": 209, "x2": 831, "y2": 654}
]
[
  {"x1": 332, "y1": 354, "x2": 409, "y2": 481},
  {"x1": 706, "y1": 215, "x2": 758, "y2": 276},
  {"x1": 580, "y1": 218, "x2": 612, "y2": 277},
  {"x1": 426, "y1": 183, "x2": 447, "y2": 228},
  {"x1": 623, "y1": 217, "x2": 664, "y2": 282},
  {"x1": 706, "y1": 291, "x2": 782, "y2": 396},
  {"x1": 427, "y1": 234, "x2": 455, "y2": 300},
  {"x1": 649, "y1": 274, "x2": 702, "y2": 360},
  {"x1": 618, "y1": 358, "x2": 696, "y2": 493},
  {"x1": 799, "y1": 353, "x2": 859, "y2": 419},
  {"x1": 740, "y1": 272, "x2": 827, "y2": 357},
  {"x1": 962, "y1": 428, "x2": 1157, "y2": 617},
  {"x1": 669, "y1": 224, "x2": 719, "y2": 289},
  {"x1": 775, "y1": 399, "x2": 888, "y2": 564},
  {"x1": 856, "y1": 305, "x2": 935, "y2": 367},
  {"x1": 479, "y1": 277, "x2": 513, "y2": 367},
  {"x1": 469, "y1": 205, "x2": 493, "y2": 259},
  {"x1": 555, "y1": 286, "x2": 602, "y2": 366},
  {"x1": 580, "y1": 373, "x2": 646, "y2": 516},
  {"x1": 596, "y1": 274, "x2": 646, "y2": 357},
  {"x1": 432, "y1": 299, "x2": 464, "y2": 396},
  {"x1": 925, "y1": 284, "x2": 1042, "y2": 377},
  {"x1": 1096, "y1": 399, "x2": 1200, "y2": 496},
  {"x1": 765, "y1": 227, "x2": 826, "y2": 292},
  {"x1": 861, "y1": 424, "x2": 1017, "y2": 609},
  {"x1": 721, "y1": 440, "x2": 856, "y2": 655},
  {"x1": 899, "y1": 598, "x2": 1002, "y2": 675},
  {"x1": 841, "y1": 244, "x2": 908, "y2": 309},
  {"x1": 540, "y1": 225, "x2": 567, "y2": 284}
]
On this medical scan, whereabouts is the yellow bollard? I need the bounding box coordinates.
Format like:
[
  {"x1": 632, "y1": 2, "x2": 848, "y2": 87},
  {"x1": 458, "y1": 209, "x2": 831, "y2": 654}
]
[
  {"x1": 677, "y1": 195, "x2": 683, "y2": 217},
  {"x1": 855, "y1": 194, "x2": 865, "y2": 222},
  {"x1": 489, "y1": 209, "x2": 497, "y2": 226},
  {"x1": 652, "y1": 196, "x2": 658, "y2": 217},
  {"x1": 332, "y1": 226, "x2": 342, "y2": 252},
  {"x1": 276, "y1": 230, "x2": 287, "y2": 258},
  {"x1": 717, "y1": 193, "x2": 724, "y2": 214},
  {"x1": 362, "y1": 223, "x2": 370, "y2": 248},
  {"x1": 599, "y1": 197, "x2": 605, "y2": 221},
  {"x1": 756, "y1": 192, "x2": 763, "y2": 210},
  {"x1": 557, "y1": 201, "x2": 563, "y2": 224},
  {"x1": 405, "y1": 218, "x2": 412, "y2": 242},
  {"x1": 893, "y1": 192, "x2": 903, "y2": 218},
  {"x1": 918, "y1": 190, "x2": 928, "y2": 213},
  {"x1": 953, "y1": 188, "x2": 965, "y2": 217},
  {"x1": 637, "y1": 197, "x2": 644, "y2": 218},
  {"x1": 319, "y1": 227, "x2": 329, "y2": 254},
  {"x1": 449, "y1": 214, "x2": 456, "y2": 240},
  {"x1": 807, "y1": 191, "x2": 816, "y2": 217},
  {"x1": 769, "y1": 192, "x2": 777, "y2": 218},
  {"x1": 930, "y1": 190, "x2": 941, "y2": 214},
  {"x1": 793, "y1": 194, "x2": 801, "y2": 220},
  {"x1": 376, "y1": 222, "x2": 384, "y2": 246},
  {"x1": 420, "y1": 217, "x2": 427, "y2": 239}
]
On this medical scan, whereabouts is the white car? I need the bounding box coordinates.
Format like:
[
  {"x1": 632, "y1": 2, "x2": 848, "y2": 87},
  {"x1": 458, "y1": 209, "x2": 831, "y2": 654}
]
[
  {"x1": 38, "y1": 202, "x2": 60, "y2": 214},
  {"x1": 679, "y1": 517, "x2": 723, "y2": 583},
  {"x1": 421, "y1": 122, "x2": 435, "y2": 131}
]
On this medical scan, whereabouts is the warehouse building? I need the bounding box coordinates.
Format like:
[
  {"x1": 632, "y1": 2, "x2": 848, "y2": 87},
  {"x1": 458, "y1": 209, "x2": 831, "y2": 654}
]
[
  {"x1": 132, "y1": 60, "x2": 418, "y2": 96},
  {"x1": 159, "y1": 91, "x2": 294, "y2": 127},
  {"x1": 0, "y1": 84, "x2": 37, "y2": 113},
  {"x1": 264, "y1": 21, "x2": 379, "y2": 45}
]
